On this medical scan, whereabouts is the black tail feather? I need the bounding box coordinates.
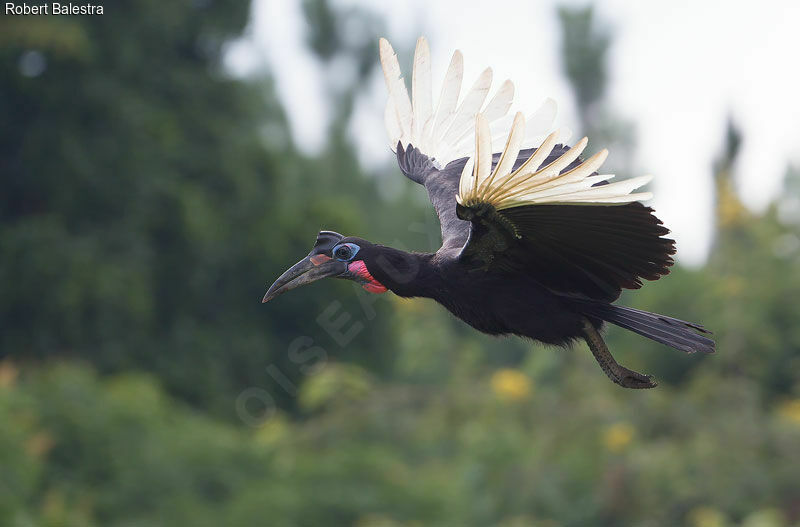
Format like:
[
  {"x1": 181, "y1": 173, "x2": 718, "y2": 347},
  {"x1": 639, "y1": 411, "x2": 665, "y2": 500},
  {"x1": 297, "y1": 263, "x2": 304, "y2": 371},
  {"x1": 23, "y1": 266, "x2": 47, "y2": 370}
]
[{"x1": 580, "y1": 303, "x2": 715, "y2": 354}]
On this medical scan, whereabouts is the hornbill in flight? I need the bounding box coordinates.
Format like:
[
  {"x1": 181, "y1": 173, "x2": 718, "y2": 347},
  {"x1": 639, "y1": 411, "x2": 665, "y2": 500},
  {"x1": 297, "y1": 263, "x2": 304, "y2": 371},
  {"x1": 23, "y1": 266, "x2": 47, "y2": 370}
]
[{"x1": 263, "y1": 37, "x2": 714, "y2": 389}]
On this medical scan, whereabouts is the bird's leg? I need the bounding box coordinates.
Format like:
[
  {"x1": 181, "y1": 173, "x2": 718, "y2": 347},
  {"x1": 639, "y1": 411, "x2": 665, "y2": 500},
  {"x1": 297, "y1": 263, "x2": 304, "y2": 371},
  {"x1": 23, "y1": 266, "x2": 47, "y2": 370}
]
[{"x1": 580, "y1": 318, "x2": 657, "y2": 389}]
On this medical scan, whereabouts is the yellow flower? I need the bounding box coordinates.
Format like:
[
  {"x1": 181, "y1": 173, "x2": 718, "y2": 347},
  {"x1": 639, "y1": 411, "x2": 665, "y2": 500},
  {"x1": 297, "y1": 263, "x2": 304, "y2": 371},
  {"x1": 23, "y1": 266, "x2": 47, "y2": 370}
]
[
  {"x1": 688, "y1": 506, "x2": 727, "y2": 527},
  {"x1": 253, "y1": 414, "x2": 290, "y2": 447},
  {"x1": 603, "y1": 422, "x2": 634, "y2": 452},
  {"x1": 742, "y1": 508, "x2": 784, "y2": 527},
  {"x1": 717, "y1": 177, "x2": 749, "y2": 229},
  {"x1": 490, "y1": 369, "x2": 532, "y2": 401},
  {"x1": 25, "y1": 432, "x2": 55, "y2": 458},
  {"x1": 777, "y1": 399, "x2": 800, "y2": 425},
  {"x1": 721, "y1": 276, "x2": 745, "y2": 297},
  {"x1": 0, "y1": 359, "x2": 19, "y2": 388}
]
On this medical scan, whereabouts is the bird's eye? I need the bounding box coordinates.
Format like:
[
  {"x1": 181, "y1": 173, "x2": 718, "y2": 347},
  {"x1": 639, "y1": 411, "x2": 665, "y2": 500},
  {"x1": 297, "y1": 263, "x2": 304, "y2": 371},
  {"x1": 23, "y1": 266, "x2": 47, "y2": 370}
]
[{"x1": 333, "y1": 243, "x2": 359, "y2": 261}]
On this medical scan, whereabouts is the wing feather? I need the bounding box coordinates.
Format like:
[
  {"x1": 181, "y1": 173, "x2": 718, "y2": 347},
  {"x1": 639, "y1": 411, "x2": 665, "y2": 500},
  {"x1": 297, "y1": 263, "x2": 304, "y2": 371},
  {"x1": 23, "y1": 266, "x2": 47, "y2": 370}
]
[
  {"x1": 523, "y1": 98, "x2": 558, "y2": 144},
  {"x1": 411, "y1": 37, "x2": 433, "y2": 145},
  {"x1": 473, "y1": 114, "x2": 493, "y2": 193},
  {"x1": 379, "y1": 36, "x2": 667, "y2": 274},
  {"x1": 457, "y1": 115, "x2": 649, "y2": 211},
  {"x1": 430, "y1": 50, "x2": 464, "y2": 139},
  {"x1": 439, "y1": 67, "x2": 493, "y2": 150},
  {"x1": 454, "y1": 115, "x2": 672, "y2": 300},
  {"x1": 472, "y1": 79, "x2": 514, "y2": 129},
  {"x1": 482, "y1": 112, "x2": 526, "y2": 194},
  {"x1": 379, "y1": 38, "x2": 412, "y2": 146},
  {"x1": 380, "y1": 36, "x2": 552, "y2": 172},
  {"x1": 384, "y1": 98, "x2": 402, "y2": 146}
]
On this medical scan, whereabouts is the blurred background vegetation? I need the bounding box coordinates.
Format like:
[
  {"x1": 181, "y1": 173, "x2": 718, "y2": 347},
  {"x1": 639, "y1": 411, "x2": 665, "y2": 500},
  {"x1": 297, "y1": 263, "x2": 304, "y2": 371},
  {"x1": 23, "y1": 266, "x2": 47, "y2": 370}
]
[{"x1": 1, "y1": 1, "x2": 799, "y2": 526}]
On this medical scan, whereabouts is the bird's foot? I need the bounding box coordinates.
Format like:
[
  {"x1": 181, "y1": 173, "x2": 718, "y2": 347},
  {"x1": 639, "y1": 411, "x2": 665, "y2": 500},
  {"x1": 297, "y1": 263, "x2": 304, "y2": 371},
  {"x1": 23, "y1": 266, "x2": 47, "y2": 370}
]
[
  {"x1": 581, "y1": 318, "x2": 658, "y2": 390},
  {"x1": 614, "y1": 365, "x2": 658, "y2": 389}
]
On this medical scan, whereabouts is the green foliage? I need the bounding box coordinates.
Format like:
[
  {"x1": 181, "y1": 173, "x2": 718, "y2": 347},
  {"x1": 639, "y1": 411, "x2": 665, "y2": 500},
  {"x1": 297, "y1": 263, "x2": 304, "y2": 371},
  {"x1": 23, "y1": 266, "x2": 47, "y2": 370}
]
[
  {"x1": 2, "y1": 361, "x2": 800, "y2": 526},
  {"x1": 1, "y1": 0, "x2": 799, "y2": 525},
  {"x1": 557, "y1": 6, "x2": 609, "y2": 120},
  {"x1": 0, "y1": 0, "x2": 401, "y2": 414}
]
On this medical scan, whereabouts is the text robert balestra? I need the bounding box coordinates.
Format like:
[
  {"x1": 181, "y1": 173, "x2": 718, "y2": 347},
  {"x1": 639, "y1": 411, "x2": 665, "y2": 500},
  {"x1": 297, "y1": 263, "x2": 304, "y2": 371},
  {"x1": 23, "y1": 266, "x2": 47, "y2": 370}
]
[{"x1": 5, "y1": 3, "x2": 104, "y2": 15}]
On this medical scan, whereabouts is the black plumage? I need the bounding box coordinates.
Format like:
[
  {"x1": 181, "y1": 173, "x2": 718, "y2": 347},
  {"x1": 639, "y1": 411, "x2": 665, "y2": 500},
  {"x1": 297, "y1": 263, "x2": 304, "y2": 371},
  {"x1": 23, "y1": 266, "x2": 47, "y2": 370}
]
[
  {"x1": 263, "y1": 37, "x2": 714, "y2": 389},
  {"x1": 264, "y1": 143, "x2": 714, "y2": 389}
]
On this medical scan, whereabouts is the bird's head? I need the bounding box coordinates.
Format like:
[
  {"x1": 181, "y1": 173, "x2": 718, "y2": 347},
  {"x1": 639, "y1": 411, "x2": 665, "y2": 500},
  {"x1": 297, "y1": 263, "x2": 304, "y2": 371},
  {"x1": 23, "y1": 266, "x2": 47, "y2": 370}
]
[{"x1": 262, "y1": 231, "x2": 388, "y2": 303}]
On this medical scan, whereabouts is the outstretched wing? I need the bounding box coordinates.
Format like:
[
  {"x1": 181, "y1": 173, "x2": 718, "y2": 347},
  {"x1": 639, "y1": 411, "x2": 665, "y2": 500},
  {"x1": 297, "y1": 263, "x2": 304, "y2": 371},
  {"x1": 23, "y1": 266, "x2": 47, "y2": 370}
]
[
  {"x1": 456, "y1": 113, "x2": 675, "y2": 302},
  {"x1": 380, "y1": 37, "x2": 558, "y2": 249}
]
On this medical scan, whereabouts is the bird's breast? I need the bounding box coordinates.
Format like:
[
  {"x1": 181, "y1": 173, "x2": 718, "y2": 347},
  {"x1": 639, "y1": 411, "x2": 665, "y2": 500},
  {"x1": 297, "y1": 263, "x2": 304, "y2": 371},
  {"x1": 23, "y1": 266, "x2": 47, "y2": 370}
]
[{"x1": 430, "y1": 268, "x2": 585, "y2": 344}]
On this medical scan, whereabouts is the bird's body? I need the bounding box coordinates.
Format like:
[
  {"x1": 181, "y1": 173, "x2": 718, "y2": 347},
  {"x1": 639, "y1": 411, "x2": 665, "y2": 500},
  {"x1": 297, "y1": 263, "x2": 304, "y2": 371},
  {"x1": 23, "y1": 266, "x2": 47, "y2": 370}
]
[
  {"x1": 357, "y1": 155, "x2": 599, "y2": 346},
  {"x1": 362, "y1": 245, "x2": 579, "y2": 342},
  {"x1": 263, "y1": 37, "x2": 714, "y2": 389},
  {"x1": 420, "y1": 257, "x2": 591, "y2": 345}
]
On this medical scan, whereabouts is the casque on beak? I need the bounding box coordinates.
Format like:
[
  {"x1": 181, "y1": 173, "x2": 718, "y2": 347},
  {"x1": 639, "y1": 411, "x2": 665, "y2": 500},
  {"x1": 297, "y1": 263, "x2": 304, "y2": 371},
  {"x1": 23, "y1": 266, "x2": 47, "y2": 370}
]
[{"x1": 262, "y1": 254, "x2": 347, "y2": 303}]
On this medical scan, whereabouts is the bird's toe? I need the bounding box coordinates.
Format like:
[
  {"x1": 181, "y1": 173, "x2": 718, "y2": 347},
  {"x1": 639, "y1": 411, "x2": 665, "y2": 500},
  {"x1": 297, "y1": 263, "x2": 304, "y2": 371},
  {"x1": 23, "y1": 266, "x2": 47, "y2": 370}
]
[{"x1": 619, "y1": 370, "x2": 658, "y2": 389}]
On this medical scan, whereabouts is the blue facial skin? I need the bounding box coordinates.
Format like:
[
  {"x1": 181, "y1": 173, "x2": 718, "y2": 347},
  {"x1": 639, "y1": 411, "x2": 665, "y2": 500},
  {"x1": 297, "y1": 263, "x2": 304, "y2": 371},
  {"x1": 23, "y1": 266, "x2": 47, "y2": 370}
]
[{"x1": 332, "y1": 243, "x2": 360, "y2": 262}]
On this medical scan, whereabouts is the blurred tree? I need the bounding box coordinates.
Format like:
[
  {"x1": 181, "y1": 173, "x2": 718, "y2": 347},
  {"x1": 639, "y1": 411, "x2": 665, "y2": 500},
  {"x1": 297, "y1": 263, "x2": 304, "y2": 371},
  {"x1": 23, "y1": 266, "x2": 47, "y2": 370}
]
[
  {"x1": 711, "y1": 118, "x2": 749, "y2": 241},
  {"x1": 779, "y1": 164, "x2": 800, "y2": 225},
  {"x1": 4, "y1": 361, "x2": 800, "y2": 526},
  {"x1": 2, "y1": 2, "x2": 800, "y2": 526},
  {"x1": 0, "y1": 0, "x2": 295, "y2": 414},
  {"x1": 702, "y1": 119, "x2": 800, "y2": 397},
  {"x1": 557, "y1": 5, "x2": 636, "y2": 175},
  {"x1": 557, "y1": 5, "x2": 609, "y2": 126},
  {"x1": 0, "y1": 0, "x2": 403, "y2": 415}
]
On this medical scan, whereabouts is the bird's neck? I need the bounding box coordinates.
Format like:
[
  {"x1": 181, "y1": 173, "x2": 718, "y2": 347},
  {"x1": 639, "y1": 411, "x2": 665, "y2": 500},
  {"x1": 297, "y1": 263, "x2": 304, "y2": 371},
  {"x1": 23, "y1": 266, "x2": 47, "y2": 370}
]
[{"x1": 366, "y1": 247, "x2": 438, "y2": 299}]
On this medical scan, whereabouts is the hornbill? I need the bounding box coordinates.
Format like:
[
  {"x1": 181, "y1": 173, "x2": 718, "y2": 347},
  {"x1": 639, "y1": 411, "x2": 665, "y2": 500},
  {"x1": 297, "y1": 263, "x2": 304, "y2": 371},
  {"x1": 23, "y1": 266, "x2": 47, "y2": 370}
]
[{"x1": 263, "y1": 37, "x2": 714, "y2": 389}]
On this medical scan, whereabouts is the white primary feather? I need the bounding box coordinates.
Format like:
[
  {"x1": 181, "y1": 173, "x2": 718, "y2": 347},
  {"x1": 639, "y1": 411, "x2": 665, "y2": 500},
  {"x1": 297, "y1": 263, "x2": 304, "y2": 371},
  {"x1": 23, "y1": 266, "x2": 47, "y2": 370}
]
[
  {"x1": 438, "y1": 67, "x2": 493, "y2": 150},
  {"x1": 475, "y1": 79, "x2": 515, "y2": 126},
  {"x1": 457, "y1": 112, "x2": 653, "y2": 209},
  {"x1": 521, "y1": 98, "x2": 558, "y2": 148},
  {"x1": 428, "y1": 50, "x2": 463, "y2": 150},
  {"x1": 379, "y1": 37, "x2": 558, "y2": 168},
  {"x1": 411, "y1": 37, "x2": 433, "y2": 144},
  {"x1": 378, "y1": 37, "x2": 653, "y2": 210},
  {"x1": 384, "y1": 98, "x2": 402, "y2": 147},
  {"x1": 473, "y1": 114, "x2": 493, "y2": 193},
  {"x1": 379, "y1": 38, "x2": 412, "y2": 146}
]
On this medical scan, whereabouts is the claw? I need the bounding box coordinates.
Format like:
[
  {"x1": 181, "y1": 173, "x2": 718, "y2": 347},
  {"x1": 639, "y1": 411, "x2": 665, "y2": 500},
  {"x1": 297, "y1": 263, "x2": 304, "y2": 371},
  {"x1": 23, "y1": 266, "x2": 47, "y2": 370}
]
[
  {"x1": 581, "y1": 318, "x2": 658, "y2": 390},
  {"x1": 617, "y1": 366, "x2": 657, "y2": 389}
]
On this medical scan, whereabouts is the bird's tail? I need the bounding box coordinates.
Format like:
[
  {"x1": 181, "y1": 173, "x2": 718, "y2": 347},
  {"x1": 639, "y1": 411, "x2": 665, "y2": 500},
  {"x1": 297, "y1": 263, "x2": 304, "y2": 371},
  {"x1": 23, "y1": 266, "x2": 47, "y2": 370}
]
[{"x1": 580, "y1": 302, "x2": 715, "y2": 354}]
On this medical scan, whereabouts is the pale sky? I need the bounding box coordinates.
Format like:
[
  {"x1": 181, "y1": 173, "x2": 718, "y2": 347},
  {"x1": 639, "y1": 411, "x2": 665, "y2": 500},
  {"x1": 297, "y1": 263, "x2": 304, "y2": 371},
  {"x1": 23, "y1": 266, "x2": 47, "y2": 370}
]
[{"x1": 226, "y1": 0, "x2": 800, "y2": 266}]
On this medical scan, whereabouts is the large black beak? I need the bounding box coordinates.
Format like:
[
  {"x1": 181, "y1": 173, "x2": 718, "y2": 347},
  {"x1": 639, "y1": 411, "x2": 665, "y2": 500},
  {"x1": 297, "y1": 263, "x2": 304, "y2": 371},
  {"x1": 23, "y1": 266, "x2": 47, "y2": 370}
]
[{"x1": 262, "y1": 254, "x2": 347, "y2": 303}]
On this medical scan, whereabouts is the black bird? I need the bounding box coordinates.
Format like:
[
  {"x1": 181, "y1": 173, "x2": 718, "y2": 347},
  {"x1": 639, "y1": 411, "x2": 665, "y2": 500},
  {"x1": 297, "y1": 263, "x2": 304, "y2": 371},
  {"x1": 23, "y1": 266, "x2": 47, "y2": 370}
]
[{"x1": 263, "y1": 37, "x2": 714, "y2": 389}]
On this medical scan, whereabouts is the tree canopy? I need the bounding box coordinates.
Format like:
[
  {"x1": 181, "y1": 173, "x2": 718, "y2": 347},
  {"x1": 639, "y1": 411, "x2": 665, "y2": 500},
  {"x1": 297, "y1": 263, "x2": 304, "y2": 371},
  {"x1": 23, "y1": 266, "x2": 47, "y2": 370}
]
[{"x1": 1, "y1": 2, "x2": 799, "y2": 526}]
